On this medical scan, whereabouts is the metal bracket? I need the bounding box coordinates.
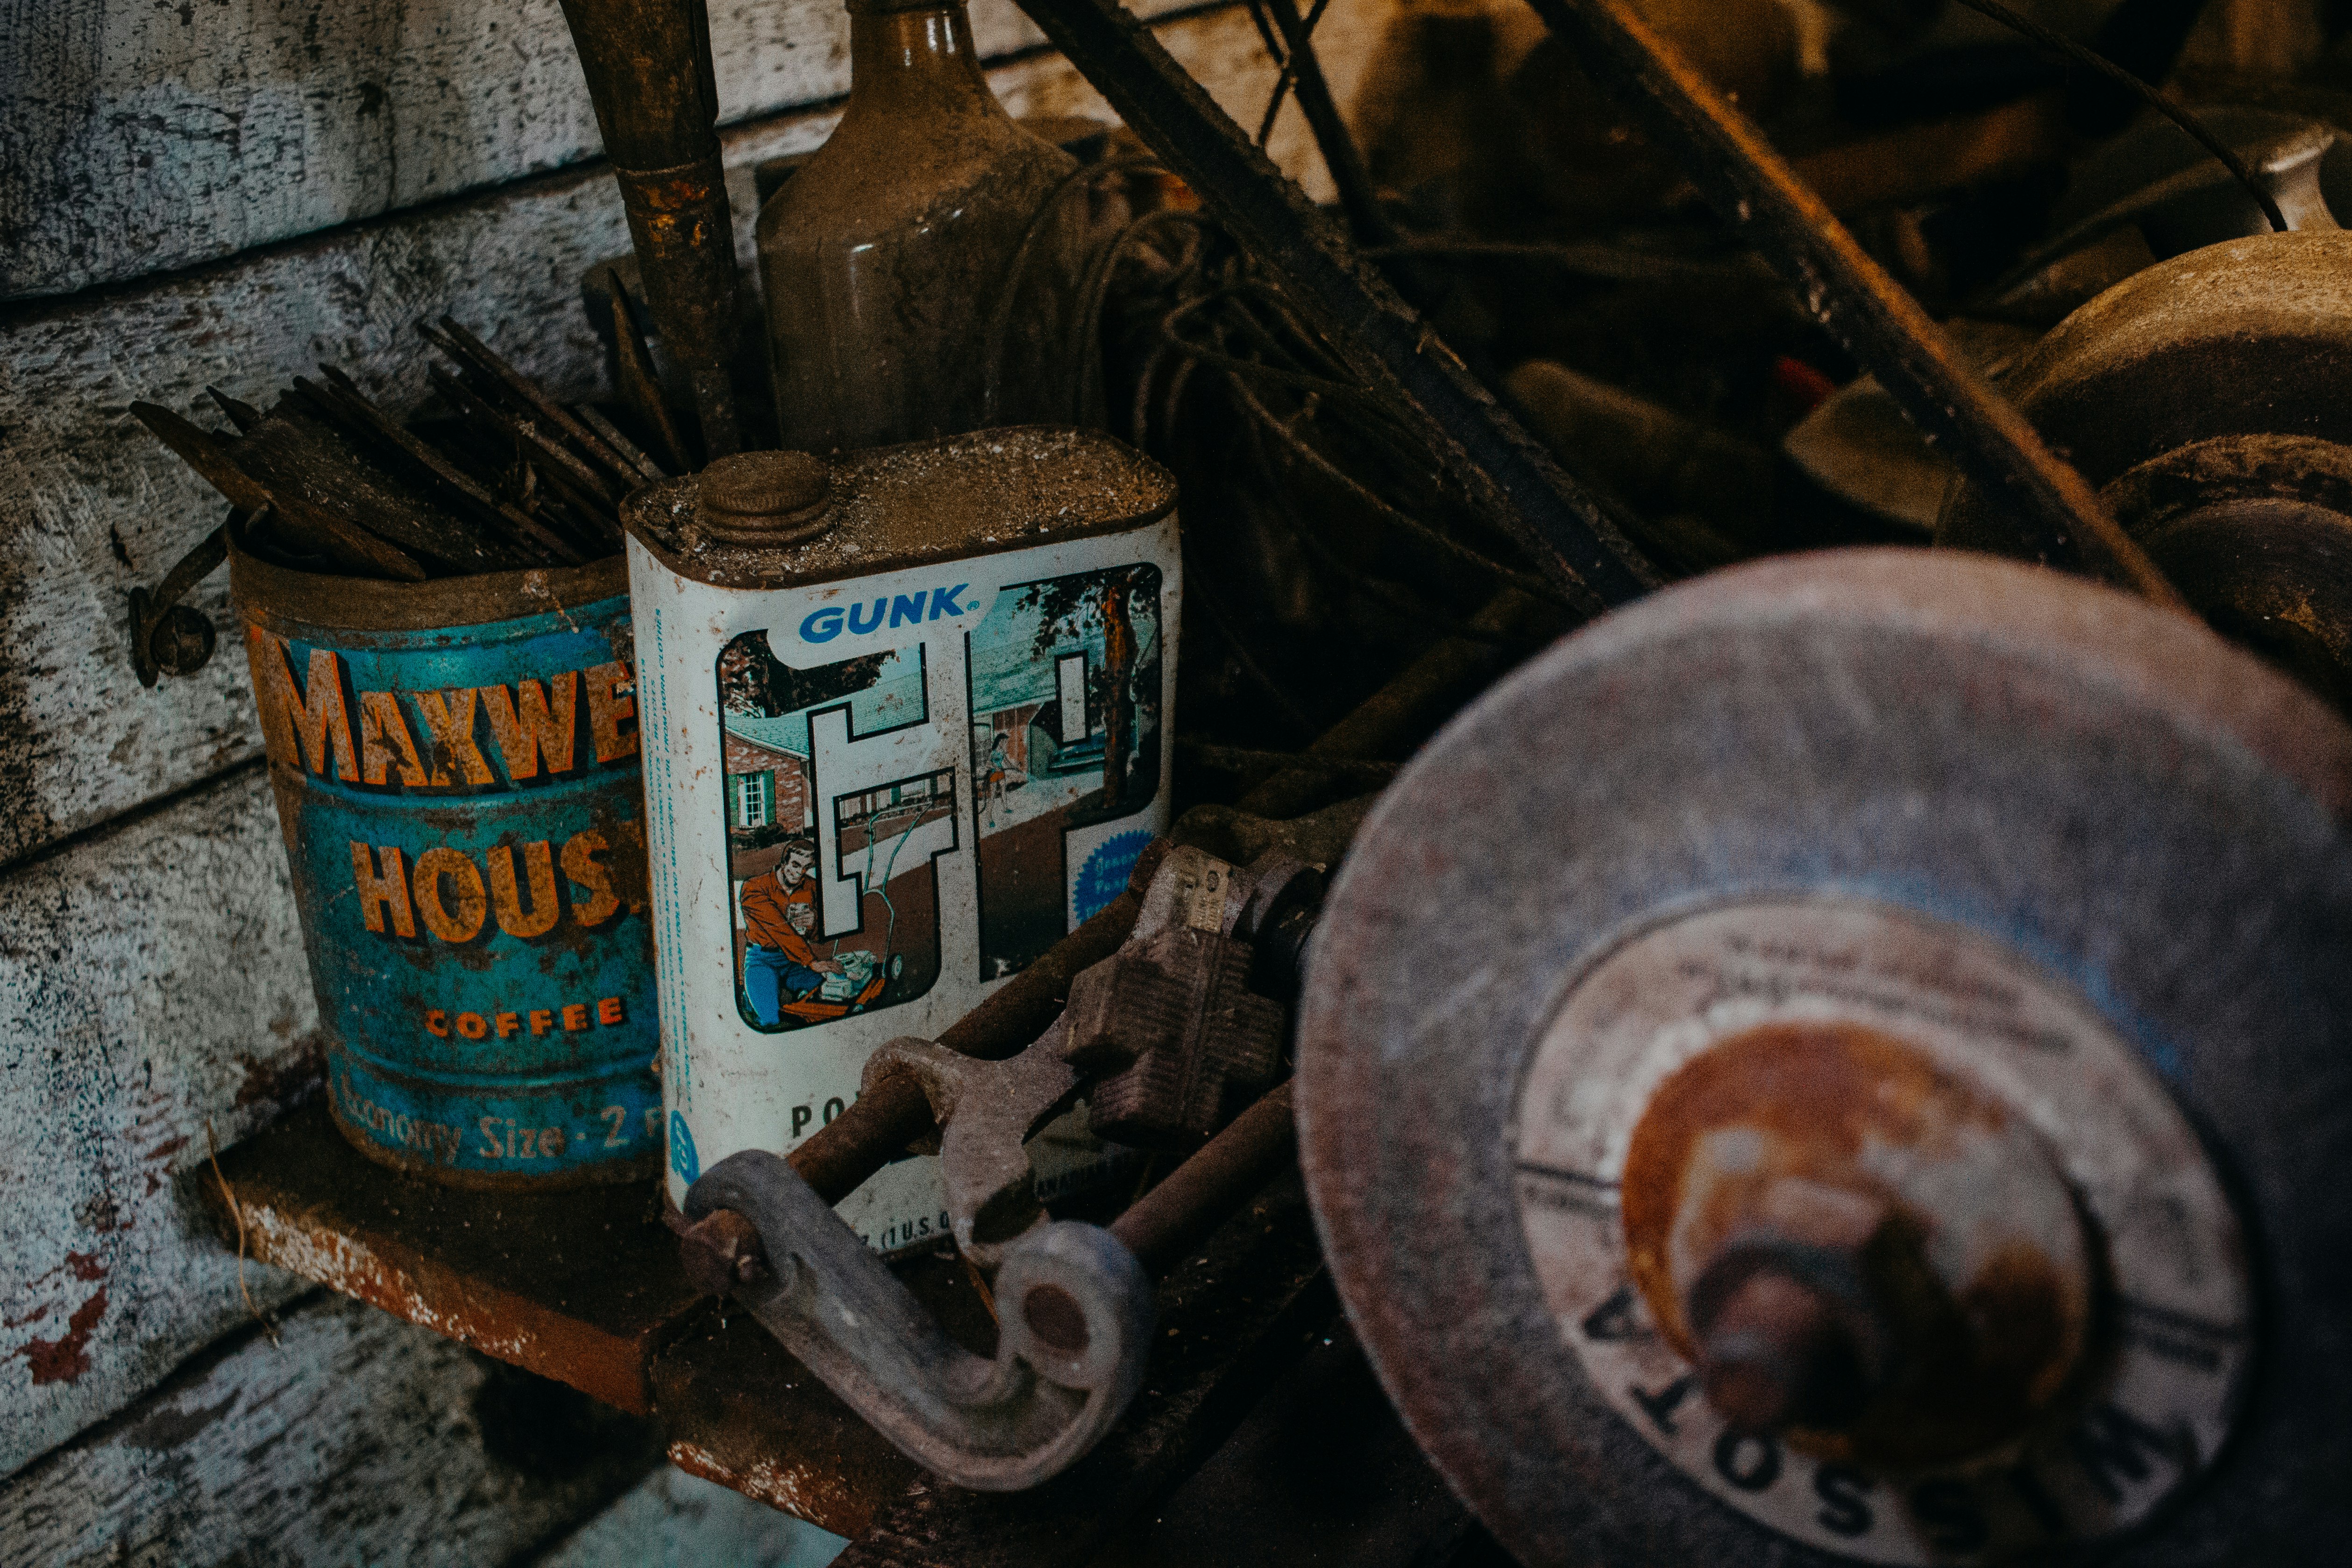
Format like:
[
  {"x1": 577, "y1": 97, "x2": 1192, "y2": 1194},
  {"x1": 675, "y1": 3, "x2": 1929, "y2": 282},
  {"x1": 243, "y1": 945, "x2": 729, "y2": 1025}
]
[
  {"x1": 1011, "y1": 0, "x2": 1659, "y2": 614},
  {"x1": 686, "y1": 1150, "x2": 1153, "y2": 1492},
  {"x1": 1521, "y1": 0, "x2": 2186, "y2": 610},
  {"x1": 855, "y1": 846, "x2": 1294, "y2": 1272},
  {"x1": 127, "y1": 514, "x2": 233, "y2": 686}
]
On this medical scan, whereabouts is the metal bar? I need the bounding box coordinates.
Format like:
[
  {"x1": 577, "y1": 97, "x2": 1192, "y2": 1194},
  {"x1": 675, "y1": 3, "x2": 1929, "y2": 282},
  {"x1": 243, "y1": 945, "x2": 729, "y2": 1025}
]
[
  {"x1": 204, "y1": 1104, "x2": 702, "y2": 1415},
  {"x1": 1524, "y1": 0, "x2": 2187, "y2": 610},
  {"x1": 1110, "y1": 1081, "x2": 1296, "y2": 1276},
  {"x1": 830, "y1": 1174, "x2": 1334, "y2": 1568},
  {"x1": 1175, "y1": 739, "x2": 1401, "y2": 794},
  {"x1": 1237, "y1": 588, "x2": 1557, "y2": 820},
  {"x1": 1011, "y1": 0, "x2": 1660, "y2": 616},
  {"x1": 555, "y1": 0, "x2": 743, "y2": 459},
  {"x1": 1253, "y1": 0, "x2": 1393, "y2": 245}
]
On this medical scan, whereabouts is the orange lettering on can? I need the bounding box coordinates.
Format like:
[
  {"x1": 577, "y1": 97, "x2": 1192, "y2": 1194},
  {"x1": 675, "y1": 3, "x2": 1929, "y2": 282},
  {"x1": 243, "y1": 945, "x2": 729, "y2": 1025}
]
[
  {"x1": 412, "y1": 848, "x2": 488, "y2": 943},
  {"x1": 352, "y1": 843, "x2": 416, "y2": 937}
]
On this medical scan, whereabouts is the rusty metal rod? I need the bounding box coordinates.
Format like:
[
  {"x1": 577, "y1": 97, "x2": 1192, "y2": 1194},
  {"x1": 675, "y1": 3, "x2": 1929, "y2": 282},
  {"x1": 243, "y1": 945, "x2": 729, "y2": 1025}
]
[
  {"x1": 681, "y1": 840, "x2": 1176, "y2": 1288},
  {"x1": 1525, "y1": 0, "x2": 2186, "y2": 610},
  {"x1": 1109, "y1": 1080, "x2": 1297, "y2": 1277},
  {"x1": 555, "y1": 0, "x2": 743, "y2": 460},
  {"x1": 684, "y1": 845, "x2": 1306, "y2": 1295},
  {"x1": 1177, "y1": 740, "x2": 1400, "y2": 795},
  {"x1": 1012, "y1": 0, "x2": 1658, "y2": 615}
]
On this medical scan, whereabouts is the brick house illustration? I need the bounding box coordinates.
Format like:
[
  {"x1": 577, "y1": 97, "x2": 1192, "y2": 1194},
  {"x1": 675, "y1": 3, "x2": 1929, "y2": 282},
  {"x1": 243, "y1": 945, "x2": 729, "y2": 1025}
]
[{"x1": 722, "y1": 715, "x2": 813, "y2": 839}]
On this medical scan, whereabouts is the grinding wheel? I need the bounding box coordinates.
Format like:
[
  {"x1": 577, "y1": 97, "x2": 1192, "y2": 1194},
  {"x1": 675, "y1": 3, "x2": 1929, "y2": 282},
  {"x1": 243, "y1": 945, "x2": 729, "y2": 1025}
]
[{"x1": 1296, "y1": 549, "x2": 2352, "y2": 1566}]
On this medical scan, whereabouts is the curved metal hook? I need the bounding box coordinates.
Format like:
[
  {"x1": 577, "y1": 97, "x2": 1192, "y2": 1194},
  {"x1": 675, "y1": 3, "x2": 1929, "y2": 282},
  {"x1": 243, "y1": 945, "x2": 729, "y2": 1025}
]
[{"x1": 686, "y1": 1150, "x2": 1154, "y2": 1492}]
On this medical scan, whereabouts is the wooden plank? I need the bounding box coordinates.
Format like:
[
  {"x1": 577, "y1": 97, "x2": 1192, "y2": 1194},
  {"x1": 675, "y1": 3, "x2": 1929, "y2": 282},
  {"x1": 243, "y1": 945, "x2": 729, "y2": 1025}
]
[
  {"x1": 0, "y1": 163, "x2": 630, "y2": 875},
  {"x1": 0, "y1": 0, "x2": 1404, "y2": 1512},
  {"x1": 198, "y1": 1095, "x2": 999, "y2": 1538},
  {"x1": 529, "y1": 1465, "x2": 848, "y2": 1568},
  {"x1": 0, "y1": 1293, "x2": 660, "y2": 1567},
  {"x1": 0, "y1": 0, "x2": 1209, "y2": 302},
  {"x1": 0, "y1": 2, "x2": 1388, "y2": 1481},
  {"x1": 652, "y1": 1297, "x2": 929, "y2": 1539},
  {"x1": 0, "y1": 0, "x2": 1364, "y2": 874},
  {"x1": 0, "y1": 766, "x2": 323, "y2": 1480}
]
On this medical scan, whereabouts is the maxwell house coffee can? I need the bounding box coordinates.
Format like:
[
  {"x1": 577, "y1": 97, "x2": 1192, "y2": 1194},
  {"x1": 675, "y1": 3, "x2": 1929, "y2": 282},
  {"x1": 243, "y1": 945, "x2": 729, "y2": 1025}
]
[
  {"x1": 622, "y1": 429, "x2": 1180, "y2": 1245},
  {"x1": 231, "y1": 530, "x2": 661, "y2": 1188}
]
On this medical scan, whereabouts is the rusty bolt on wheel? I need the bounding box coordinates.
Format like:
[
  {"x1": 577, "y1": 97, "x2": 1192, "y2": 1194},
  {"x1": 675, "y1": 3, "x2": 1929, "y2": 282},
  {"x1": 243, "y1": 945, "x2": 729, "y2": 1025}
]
[
  {"x1": 679, "y1": 1206, "x2": 770, "y2": 1298},
  {"x1": 1623, "y1": 1022, "x2": 2095, "y2": 1466},
  {"x1": 1686, "y1": 1241, "x2": 1887, "y2": 1434}
]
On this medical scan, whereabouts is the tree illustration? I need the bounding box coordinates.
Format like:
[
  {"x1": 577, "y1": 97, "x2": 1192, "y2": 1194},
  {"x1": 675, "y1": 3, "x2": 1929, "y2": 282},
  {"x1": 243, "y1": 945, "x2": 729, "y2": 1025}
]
[
  {"x1": 719, "y1": 630, "x2": 893, "y2": 718},
  {"x1": 1015, "y1": 566, "x2": 1158, "y2": 809}
]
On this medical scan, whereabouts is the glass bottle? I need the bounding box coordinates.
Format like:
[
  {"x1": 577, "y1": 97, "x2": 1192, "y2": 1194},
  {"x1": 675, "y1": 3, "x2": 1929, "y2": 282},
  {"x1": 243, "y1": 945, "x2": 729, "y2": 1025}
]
[{"x1": 756, "y1": 0, "x2": 1087, "y2": 451}]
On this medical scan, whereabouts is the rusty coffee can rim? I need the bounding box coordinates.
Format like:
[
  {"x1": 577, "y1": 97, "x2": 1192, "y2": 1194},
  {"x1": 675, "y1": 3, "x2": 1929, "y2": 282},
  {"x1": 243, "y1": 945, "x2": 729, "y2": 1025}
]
[{"x1": 227, "y1": 512, "x2": 627, "y2": 633}]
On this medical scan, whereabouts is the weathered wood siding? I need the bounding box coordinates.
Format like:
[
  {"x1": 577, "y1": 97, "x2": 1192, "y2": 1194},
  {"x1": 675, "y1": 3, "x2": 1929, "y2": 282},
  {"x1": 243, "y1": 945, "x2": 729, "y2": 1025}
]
[
  {"x1": 0, "y1": 767, "x2": 315, "y2": 1479},
  {"x1": 538, "y1": 1464, "x2": 848, "y2": 1568},
  {"x1": 0, "y1": 0, "x2": 1383, "y2": 875},
  {"x1": 0, "y1": 0, "x2": 1209, "y2": 301},
  {"x1": 0, "y1": 0, "x2": 1402, "y2": 1555},
  {"x1": 2, "y1": 1293, "x2": 661, "y2": 1567}
]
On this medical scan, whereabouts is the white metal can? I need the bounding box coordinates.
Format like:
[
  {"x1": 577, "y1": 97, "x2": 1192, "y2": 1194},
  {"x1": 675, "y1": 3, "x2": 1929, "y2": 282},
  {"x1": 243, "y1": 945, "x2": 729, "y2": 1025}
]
[{"x1": 623, "y1": 430, "x2": 1180, "y2": 1246}]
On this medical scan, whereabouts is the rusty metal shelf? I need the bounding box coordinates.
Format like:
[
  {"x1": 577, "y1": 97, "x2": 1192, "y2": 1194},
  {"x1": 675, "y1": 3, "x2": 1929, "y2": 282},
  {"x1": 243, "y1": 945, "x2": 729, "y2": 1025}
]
[
  {"x1": 201, "y1": 1103, "x2": 932, "y2": 1536},
  {"x1": 203, "y1": 1102, "x2": 1331, "y2": 1558}
]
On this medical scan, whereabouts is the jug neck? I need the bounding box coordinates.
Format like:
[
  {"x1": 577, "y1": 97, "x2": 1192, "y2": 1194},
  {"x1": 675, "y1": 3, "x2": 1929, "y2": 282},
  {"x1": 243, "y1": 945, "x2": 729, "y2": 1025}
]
[{"x1": 845, "y1": 0, "x2": 1001, "y2": 119}]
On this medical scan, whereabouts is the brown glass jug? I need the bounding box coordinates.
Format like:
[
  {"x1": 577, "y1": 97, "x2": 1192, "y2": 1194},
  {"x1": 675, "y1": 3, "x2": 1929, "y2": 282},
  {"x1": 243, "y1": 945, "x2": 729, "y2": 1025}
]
[{"x1": 756, "y1": 0, "x2": 1086, "y2": 451}]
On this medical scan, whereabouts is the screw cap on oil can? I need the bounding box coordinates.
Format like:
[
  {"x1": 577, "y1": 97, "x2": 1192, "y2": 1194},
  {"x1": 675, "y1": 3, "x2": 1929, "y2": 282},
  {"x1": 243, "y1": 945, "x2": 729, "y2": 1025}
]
[{"x1": 698, "y1": 451, "x2": 836, "y2": 547}]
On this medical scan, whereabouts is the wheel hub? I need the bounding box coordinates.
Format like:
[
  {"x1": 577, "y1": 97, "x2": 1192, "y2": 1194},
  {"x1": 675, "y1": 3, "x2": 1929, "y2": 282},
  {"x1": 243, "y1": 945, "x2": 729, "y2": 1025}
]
[{"x1": 1514, "y1": 899, "x2": 2248, "y2": 1561}]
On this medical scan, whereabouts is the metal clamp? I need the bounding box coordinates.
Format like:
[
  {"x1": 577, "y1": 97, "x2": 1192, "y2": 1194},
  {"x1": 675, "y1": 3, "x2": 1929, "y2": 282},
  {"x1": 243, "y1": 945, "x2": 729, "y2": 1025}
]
[
  {"x1": 863, "y1": 1025, "x2": 1084, "y2": 1275},
  {"x1": 861, "y1": 846, "x2": 1300, "y2": 1270},
  {"x1": 678, "y1": 846, "x2": 1324, "y2": 1489},
  {"x1": 685, "y1": 1151, "x2": 1152, "y2": 1492}
]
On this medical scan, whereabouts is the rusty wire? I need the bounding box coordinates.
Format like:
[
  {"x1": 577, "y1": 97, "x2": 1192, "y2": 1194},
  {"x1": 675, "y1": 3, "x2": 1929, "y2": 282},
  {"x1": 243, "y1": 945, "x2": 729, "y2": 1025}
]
[
  {"x1": 973, "y1": 121, "x2": 1580, "y2": 715},
  {"x1": 206, "y1": 1118, "x2": 281, "y2": 1348},
  {"x1": 1249, "y1": 0, "x2": 1337, "y2": 146}
]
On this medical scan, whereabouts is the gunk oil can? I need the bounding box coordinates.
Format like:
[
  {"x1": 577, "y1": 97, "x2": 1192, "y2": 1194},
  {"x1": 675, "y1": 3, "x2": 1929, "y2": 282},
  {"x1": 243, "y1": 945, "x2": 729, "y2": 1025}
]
[{"x1": 623, "y1": 429, "x2": 1180, "y2": 1246}]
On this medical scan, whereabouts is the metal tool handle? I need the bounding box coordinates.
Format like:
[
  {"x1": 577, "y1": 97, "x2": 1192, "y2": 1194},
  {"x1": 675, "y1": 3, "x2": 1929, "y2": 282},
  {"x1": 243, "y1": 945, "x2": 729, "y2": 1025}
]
[
  {"x1": 555, "y1": 0, "x2": 743, "y2": 460},
  {"x1": 1523, "y1": 0, "x2": 2186, "y2": 610},
  {"x1": 687, "y1": 1151, "x2": 1154, "y2": 1492}
]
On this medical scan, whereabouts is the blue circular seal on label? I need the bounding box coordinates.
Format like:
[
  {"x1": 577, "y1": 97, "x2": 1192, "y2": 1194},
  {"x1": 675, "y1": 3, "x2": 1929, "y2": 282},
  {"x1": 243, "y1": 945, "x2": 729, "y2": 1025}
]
[
  {"x1": 1074, "y1": 828, "x2": 1156, "y2": 924},
  {"x1": 668, "y1": 1110, "x2": 700, "y2": 1185}
]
